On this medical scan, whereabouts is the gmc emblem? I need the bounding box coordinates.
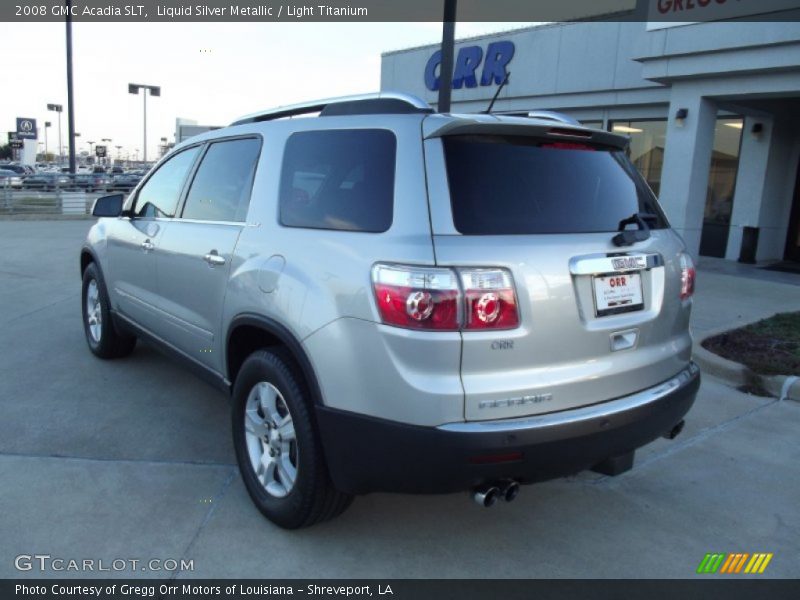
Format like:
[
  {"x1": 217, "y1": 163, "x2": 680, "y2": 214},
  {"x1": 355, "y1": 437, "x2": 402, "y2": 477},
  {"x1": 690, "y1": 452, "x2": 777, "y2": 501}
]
[{"x1": 611, "y1": 257, "x2": 646, "y2": 271}]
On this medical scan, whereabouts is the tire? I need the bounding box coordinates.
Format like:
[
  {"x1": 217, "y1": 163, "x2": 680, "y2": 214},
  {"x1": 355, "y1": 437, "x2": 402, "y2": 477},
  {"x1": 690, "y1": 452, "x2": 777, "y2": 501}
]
[
  {"x1": 81, "y1": 262, "x2": 137, "y2": 359},
  {"x1": 232, "y1": 349, "x2": 353, "y2": 529}
]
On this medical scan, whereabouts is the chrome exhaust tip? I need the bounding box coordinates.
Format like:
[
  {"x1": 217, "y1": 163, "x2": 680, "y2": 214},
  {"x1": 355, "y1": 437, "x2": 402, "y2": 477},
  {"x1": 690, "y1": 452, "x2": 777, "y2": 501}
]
[
  {"x1": 472, "y1": 485, "x2": 500, "y2": 508},
  {"x1": 500, "y1": 480, "x2": 520, "y2": 502}
]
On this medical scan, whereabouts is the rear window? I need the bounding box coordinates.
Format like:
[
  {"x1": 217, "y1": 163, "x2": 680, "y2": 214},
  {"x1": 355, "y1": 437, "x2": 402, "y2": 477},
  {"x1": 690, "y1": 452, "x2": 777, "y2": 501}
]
[
  {"x1": 279, "y1": 129, "x2": 396, "y2": 233},
  {"x1": 443, "y1": 135, "x2": 667, "y2": 235}
]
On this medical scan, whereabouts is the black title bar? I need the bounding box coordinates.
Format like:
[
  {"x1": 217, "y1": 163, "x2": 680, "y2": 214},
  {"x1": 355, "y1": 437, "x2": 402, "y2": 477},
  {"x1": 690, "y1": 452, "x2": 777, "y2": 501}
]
[{"x1": 3, "y1": 0, "x2": 800, "y2": 22}]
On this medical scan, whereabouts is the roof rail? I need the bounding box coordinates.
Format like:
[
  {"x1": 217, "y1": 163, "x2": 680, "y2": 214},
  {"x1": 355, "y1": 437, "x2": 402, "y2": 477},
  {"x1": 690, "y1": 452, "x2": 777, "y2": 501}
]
[
  {"x1": 497, "y1": 110, "x2": 581, "y2": 126},
  {"x1": 230, "y1": 92, "x2": 433, "y2": 125}
]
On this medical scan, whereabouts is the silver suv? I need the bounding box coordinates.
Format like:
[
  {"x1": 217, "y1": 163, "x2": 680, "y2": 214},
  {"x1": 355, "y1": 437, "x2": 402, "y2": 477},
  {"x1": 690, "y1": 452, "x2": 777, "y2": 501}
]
[{"x1": 80, "y1": 92, "x2": 699, "y2": 528}]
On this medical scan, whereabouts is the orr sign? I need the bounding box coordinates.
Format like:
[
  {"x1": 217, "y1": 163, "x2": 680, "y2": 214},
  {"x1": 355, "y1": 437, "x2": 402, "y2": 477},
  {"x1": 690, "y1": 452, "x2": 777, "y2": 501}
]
[{"x1": 424, "y1": 41, "x2": 515, "y2": 92}]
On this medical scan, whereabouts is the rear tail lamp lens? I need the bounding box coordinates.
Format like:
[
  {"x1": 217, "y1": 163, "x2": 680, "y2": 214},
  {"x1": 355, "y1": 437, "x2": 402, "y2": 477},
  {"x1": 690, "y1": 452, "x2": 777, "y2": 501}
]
[
  {"x1": 372, "y1": 265, "x2": 459, "y2": 330},
  {"x1": 459, "y1": 269, "x2": 519, "y2": 330},
  {"x1": 371, "y1": 264, "x2": 519, "y2": 331},
  {"x1": 679, "y1": 253, "x2": 696, "y2": 300}
]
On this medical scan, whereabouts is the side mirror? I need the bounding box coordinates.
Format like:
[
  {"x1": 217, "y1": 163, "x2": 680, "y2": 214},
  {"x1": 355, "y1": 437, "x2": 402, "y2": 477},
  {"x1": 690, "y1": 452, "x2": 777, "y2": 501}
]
[{"x1": 92, "y1": 194, "x2": 124, "y2": 217}]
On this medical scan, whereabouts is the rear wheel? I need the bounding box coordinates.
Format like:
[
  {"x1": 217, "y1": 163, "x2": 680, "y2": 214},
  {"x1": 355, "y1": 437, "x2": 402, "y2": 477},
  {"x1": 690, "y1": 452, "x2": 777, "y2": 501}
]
[
  {"x1": 81, "y1": 262, "x2": 136, "y2": 359},
  {"x1": 232, "y1": 349, "x2": 352, "y2": 528}
]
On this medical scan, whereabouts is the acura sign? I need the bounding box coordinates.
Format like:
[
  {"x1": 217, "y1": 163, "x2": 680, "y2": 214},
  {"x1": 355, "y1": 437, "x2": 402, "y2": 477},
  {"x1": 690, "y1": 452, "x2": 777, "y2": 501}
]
[{"x1": 16, "y1": 118, "x2": 37, "y2": 140}]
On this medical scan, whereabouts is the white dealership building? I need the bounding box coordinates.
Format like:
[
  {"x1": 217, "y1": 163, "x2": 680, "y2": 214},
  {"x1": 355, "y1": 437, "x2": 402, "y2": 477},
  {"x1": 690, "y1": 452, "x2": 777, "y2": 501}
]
[{"x1": 381, "y1": 14, "x2": 800, "y2": 264}]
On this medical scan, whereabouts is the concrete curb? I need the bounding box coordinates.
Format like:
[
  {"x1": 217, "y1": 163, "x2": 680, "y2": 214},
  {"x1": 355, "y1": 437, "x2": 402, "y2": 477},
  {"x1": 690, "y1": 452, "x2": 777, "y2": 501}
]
[{"x1": 693, "y1": 318, "x2": 800, "y2": 402}]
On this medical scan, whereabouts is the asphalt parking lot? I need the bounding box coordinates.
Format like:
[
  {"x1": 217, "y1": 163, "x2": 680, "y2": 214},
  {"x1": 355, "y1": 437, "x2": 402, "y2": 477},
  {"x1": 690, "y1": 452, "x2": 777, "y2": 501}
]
[{"x1": 1, "y1": 219, "x2": 799, "y2": 579}]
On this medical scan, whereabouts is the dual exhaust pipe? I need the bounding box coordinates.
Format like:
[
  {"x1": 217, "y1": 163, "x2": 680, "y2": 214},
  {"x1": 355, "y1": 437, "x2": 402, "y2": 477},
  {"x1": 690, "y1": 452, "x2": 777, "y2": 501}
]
[
  {"x1": 472, "y1": 419, "x2": 686, "y2": 507},
  {"x1": 472, "y1": 480, "x2": 520, "y2": 507}
]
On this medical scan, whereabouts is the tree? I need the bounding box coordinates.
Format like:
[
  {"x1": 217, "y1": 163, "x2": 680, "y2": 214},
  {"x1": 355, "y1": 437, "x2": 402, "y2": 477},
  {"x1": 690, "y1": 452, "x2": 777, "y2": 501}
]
[{"x1": 0, "y1": 144, "x2": 11, "y2": 160}]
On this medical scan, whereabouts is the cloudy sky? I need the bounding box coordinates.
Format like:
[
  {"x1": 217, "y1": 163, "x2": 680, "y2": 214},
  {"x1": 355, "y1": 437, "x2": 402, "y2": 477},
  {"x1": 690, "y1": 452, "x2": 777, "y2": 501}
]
[{"x1": 1, "y1": 21, "x2": 534, "y2": 159}]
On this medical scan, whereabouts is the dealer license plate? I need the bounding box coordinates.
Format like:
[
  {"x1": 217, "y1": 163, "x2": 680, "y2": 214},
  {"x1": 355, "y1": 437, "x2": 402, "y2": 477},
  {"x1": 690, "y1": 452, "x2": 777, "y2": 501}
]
[{"x1": 593, "y1": 273, "x2": 644, "y2": 317}]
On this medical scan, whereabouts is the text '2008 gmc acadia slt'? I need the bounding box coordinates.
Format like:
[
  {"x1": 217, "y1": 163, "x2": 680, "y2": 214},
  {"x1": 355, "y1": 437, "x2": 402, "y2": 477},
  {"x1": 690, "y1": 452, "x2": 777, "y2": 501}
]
[{"x1": 80, "y1": 92, "x2": 699, "y2": 528}]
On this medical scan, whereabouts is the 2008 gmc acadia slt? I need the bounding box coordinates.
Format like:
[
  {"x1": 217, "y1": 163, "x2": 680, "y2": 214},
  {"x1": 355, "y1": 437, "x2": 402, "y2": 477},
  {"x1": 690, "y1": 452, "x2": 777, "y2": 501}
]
[{"x1": 80, "y1": 92, "x2": 700, "y2": 528}]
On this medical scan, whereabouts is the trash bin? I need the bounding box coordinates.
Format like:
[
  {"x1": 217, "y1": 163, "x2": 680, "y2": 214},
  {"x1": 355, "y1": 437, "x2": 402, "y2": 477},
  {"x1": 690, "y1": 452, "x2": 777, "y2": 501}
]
[{"x1": 738, "y1": 226, "x2": 759, "y2": 264}]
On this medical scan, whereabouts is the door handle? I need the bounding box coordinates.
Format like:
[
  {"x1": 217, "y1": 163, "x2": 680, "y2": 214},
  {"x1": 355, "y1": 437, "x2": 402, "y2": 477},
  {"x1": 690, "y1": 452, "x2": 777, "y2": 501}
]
[
  {"x1": 141, "y1": 239, "x2": 154, "y2": 251},
  {"x1": 204, "y1": 252, "x2": 226, "y2": 266}
]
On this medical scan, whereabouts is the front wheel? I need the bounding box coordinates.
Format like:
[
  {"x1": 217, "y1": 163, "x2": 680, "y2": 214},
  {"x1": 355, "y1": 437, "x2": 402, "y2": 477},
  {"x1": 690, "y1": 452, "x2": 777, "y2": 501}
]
[
  {"x1": 81, "y1": 262, "x2": 136, "y2": 359},
  {"x1": 232, "y1": 349, "x2": 352, "y2": 528}
]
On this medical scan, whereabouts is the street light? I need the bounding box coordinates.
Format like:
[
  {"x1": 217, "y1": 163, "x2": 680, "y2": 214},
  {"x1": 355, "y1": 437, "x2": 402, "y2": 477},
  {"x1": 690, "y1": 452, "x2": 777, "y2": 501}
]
[
  {"x1": 101, "y1": 138, "x2": 112, "y2": 165},
  {"x1": 47, "y1": 104, "x2": 63, "y2": 165},
  {"x1": 44, "y1": 121, "x2": 51, "y2": 164},
  {"x1": 128, "y1": 83, "x2": 161, "y2": 163}
]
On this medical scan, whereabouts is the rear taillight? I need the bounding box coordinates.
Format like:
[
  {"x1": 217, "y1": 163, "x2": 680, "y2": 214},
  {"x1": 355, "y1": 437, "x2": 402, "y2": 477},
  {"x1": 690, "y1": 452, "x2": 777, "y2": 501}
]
[
  {"x1": 679, "y1": 253, "x2": 696, "y2": 300},
  {"x1": 371, "y1": 264, "x2": 519, "y2": 331},
  {"x1": 460, "y1": 269, "x2": 519, "y2": 330},
  {"x1": 372, "y1": 264, "x2": 460, "y2": 330}
]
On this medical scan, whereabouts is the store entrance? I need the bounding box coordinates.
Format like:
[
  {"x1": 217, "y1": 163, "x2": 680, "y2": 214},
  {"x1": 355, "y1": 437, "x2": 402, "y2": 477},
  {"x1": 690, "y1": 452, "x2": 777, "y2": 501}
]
[
  {"x1": 784, "y1": 160, "x2": 800, "y2": 262},
  {"x1": 698, "y1": 117, "x2": 744, "y2": 258}
]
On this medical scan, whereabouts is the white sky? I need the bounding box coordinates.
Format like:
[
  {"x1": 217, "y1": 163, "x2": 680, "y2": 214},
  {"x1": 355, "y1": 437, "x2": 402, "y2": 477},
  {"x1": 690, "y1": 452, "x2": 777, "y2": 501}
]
[{"x1": 1, "y1": 22, "x2": 534, "y2": 160}]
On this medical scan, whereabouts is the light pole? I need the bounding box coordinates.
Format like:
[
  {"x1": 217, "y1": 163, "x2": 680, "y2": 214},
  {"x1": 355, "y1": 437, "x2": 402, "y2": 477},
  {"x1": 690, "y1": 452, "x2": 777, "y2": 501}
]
[
  {"x1": 47, "y1": 104, "x2": 63, "y2": 165},
  {"x1": 438, "y1": 0, "x2": 457, "y2": 113},
  {"x1": 65, "y1": 0, "x2": 77, "y2": 174},
  {"x1": 87, "y1": 140, "x2": 95, "y2": 162},
  {"x1": 115, "y1": 145, "x2": 122, "y2": 165},
  {"x1": 128, "y1": 83, "x2": 161, "y2": 164},
  {"x1": 44, "y1": 121, "x2": 51, "y2": 164},
  {"x1": 102, "y1": 138, "x2": 112, "y2": 166}
]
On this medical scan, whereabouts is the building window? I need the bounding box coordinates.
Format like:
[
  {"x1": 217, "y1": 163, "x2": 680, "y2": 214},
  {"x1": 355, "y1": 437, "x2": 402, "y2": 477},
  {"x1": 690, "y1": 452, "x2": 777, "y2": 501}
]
[
  {"x1": 699, "y1": 117, "x2": 744, "y2": 258},
  {"x1": 609, "y1": 120, "x2": 667, "y2": 196}
]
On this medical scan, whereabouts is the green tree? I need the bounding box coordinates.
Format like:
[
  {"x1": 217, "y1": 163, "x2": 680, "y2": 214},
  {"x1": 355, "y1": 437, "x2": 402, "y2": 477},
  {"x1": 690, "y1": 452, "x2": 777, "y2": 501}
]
[{"x1": 0, "y1": 144, "x2": 11, "y2": 160}]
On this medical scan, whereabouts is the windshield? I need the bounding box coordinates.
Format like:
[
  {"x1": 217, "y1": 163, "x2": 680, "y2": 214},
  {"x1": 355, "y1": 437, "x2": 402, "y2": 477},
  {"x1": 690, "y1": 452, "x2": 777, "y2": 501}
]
[{"x1": 443, "y1": 134, "x2": 668, "y2": 235}]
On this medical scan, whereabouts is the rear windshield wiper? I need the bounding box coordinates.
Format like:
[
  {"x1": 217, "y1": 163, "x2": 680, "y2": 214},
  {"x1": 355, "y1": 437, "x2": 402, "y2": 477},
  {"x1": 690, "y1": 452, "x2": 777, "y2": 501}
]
[{"x1": 612, "y1": 212, "x2": 657, "y2": 247}]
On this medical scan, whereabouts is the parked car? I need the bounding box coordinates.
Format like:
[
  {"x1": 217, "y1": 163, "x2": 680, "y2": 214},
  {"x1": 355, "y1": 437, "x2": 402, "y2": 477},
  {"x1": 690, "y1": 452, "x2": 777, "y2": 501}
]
[
  {"x1": 0, "y1": 169, "x2": 24, "y2": 189},
  {"x1": 74, "y1": 173, "x2": 112, "y2": 192},
  {"x1": 24, "y1": 172, "x2": 71, "y2": 191},
  {"x1": 80, "y1": 92, "x2": 699, "y2": 529},
  {"x1": 0, "y1": 164, "x2": 28, "y2": 176},
  {"x1": 109, "y1": 171, "x2": 144, "y2": 192}
]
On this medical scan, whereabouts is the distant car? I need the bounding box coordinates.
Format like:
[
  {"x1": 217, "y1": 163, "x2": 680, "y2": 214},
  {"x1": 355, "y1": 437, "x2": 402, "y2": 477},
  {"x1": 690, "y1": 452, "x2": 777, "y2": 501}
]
[
  {"x1": 0, "y1": 164, "x2": 27, "y2": 175},
  {"x1": 110, "y1": 166, "x2": 124, "y2": 175},
  {"x1": 109, "y1": 172, "x2": 144, "y2": 192},
  {"x1": 24, "y1": 172, "x2": 71, "y2": 191},
  {"x1": 0, "y1": 169, "x2": 24, "y2": 189},
  {"x1": 74, "y1": 173, "x2": 112, "y2": 192}
]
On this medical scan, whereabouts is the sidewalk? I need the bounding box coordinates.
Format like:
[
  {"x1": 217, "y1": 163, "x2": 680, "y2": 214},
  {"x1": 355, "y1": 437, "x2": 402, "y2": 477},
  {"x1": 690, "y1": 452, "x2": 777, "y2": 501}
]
[{"x1": 692, "y1": 256, "x2": 800, "y2": 336}]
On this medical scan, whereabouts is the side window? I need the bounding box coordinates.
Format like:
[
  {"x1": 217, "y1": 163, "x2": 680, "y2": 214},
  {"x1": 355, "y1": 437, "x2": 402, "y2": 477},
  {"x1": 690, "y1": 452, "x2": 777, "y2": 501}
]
[
  {"x1": 182, "y1": 138, "x2": 261, "y2": 222},
  {"x1": 134, "y1": 146, "x2": 201, "y2": 218},
  {"x1": 279, "y1": 129, "x2": 396, "y2": 233}
]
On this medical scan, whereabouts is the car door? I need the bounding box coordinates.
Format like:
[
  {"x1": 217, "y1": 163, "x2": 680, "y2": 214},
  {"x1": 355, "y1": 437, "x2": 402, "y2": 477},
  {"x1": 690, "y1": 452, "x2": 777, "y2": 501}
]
[
  {"x1": 154, "y1": 136, "x2": 261, "y2": 372},
  {"x1": 105, "y1": 145, "x2": 202, "y2": 333}
]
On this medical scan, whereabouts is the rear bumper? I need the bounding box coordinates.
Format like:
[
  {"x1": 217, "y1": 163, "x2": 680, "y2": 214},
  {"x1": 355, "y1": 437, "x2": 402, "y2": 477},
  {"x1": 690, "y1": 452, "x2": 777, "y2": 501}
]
[{"x1": 316, "y1": 363, "x2": 700, "y2": 494}]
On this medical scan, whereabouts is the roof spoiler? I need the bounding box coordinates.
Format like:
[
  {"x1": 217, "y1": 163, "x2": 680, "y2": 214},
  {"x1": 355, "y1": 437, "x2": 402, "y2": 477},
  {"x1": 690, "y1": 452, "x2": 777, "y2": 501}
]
[{"x1": 422, "y1": 114, "x2": 629, "y2": 149}]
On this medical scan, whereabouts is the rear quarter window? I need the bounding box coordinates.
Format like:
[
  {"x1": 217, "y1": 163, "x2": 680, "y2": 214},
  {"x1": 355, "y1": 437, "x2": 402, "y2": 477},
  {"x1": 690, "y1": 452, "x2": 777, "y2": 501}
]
[
  {"x1": 279, "y1": 129, "x2": 396, "y2": 233},
  {"x1": 443, "y1": 135, "x2": 667, "y2": 235}
]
